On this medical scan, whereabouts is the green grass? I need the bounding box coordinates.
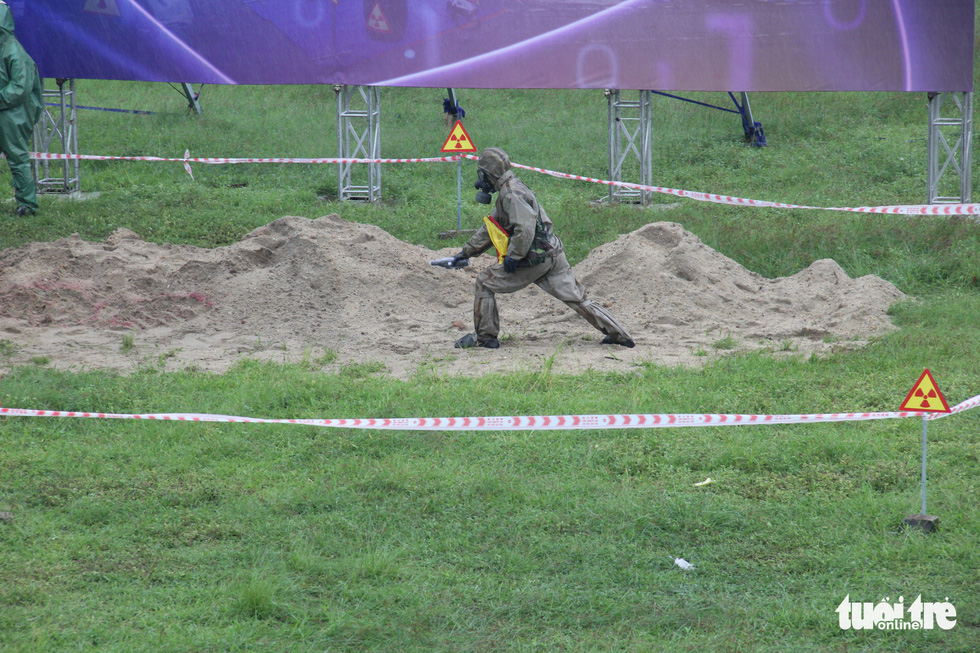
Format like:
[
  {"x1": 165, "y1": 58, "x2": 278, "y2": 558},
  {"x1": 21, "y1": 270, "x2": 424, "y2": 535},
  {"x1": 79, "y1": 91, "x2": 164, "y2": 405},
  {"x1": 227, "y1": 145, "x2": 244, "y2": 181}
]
[
  {"x1": 1, "y1": 41, "x2": 980, "y2": 651},
  {"x1": 1, "y1": 354, "x2": 979, "y2": 651}
]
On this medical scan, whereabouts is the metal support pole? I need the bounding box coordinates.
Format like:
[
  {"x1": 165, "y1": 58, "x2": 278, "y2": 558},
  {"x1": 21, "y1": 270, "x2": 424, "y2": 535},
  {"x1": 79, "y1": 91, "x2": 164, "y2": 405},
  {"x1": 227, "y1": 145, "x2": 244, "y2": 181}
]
[
  {"x1": 927, "y1": 92, "x2": 972, "y2": 204},
  {"x1": 32, "y1": 78, "x2": 80, "y2": 196},
  {"x1": 903, "y1": 414, "x2": 938, "y2": 532},
  {"x1": 738, "y1": 92, "x2": 755, "y2": 139},
  {"x1": 335, "y1": 85, "x2": 381, "y2": 202},
  {"x1": 181, "y1": 83, "x2": 203, "y2": 114},
  {"x1": 456, "y1": 157, "x2": 463, "y2": 232},
  {"x1": 603, "y1": 89, "x2": 652, "y2": 205},
  {"x1": 920, "y1": 416, "x2": 928, "y2": 515}
]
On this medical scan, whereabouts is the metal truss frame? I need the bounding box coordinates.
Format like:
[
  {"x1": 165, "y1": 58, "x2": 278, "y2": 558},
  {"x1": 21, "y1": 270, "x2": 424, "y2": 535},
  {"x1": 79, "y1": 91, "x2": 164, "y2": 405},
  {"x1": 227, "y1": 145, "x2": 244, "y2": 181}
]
[
  {"x1": 604, "y1": 89, "x2": 652, "y2": 205},
  {"x1": 336, "y1": 85, "x2": 381, "y2": 202},
  {"x1": 603, "y1": 90, "x2": 762, "y2": 206},
  {"x1": 32, "y1": 78, "x2": 80, "y2": 196},
  {"x1": 927, "y1": 92, "x2": 972, "y2": 204}
]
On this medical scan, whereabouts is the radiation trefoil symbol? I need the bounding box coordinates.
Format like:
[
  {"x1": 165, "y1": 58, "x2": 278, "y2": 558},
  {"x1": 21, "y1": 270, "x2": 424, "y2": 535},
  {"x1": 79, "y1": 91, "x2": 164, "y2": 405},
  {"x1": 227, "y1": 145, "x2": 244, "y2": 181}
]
[
  {"x1": 899, "y1": 369, "x2": 951, "y2": 413},
  {"x1": 440, "y1": 121, "x2": 477, "y2": 153},
  {"x1": 367, "y1": 3, "x2": 391, "y2": 33}
]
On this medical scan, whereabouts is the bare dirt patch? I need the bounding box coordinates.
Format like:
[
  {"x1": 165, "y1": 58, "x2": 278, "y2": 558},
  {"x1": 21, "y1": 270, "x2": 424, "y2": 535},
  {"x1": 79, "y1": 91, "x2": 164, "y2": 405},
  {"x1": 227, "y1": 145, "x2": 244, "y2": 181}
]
[{"x1": 0, "y1": 215, "x2": 905, "y2": 378}]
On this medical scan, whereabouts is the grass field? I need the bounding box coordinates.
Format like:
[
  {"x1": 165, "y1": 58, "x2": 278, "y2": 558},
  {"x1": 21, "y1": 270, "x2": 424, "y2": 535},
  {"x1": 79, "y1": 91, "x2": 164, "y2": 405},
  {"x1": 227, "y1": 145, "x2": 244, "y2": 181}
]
[{"x1": 1, "y1": 42, "x2": 979, "y2": 653}]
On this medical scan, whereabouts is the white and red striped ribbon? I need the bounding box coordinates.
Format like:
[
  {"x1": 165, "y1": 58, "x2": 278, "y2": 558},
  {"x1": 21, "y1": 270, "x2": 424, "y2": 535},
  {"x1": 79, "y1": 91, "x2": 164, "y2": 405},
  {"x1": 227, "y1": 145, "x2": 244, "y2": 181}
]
[
  {"x1": 3, "y1": 392, "x2": 976, "y2": 431},
  {"x1": 930, "y1": 392, "x2": 980, "y2": 420},
  {"x1": 462, "y1": 155, "x2": 980, "y2": 216},
  {"x1": 32, "y1": 152, "x2": 460, "y2": 165},
  {"x1": 31, "y1": 150, "x2": 979, "y2": 215}
]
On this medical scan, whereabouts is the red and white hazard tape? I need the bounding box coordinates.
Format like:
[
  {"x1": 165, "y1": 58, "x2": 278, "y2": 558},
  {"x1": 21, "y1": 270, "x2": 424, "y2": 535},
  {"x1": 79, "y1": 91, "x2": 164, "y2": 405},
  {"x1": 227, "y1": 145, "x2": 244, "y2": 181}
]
[
  {"x1": 31, "y1": 150, "x2": 980, "y2": 215},
  {"x1": 465, "y1": 155, "x2": 980, "y2": 216},
  {"x1": 934, "y1": 392, "x2": 980, "y2": 419},
  {"x1": 31, "y1": 152, "x2": 460, "y2": 165},
  {"x1": 2, "y1": 393, "x2": 977, "y2": 431}
]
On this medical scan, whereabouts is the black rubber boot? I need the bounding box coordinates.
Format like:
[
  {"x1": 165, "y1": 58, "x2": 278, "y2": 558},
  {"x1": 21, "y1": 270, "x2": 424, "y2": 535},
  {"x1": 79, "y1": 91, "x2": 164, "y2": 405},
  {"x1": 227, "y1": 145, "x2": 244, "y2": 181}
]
[
  {"x1": 601, "y1": 335, "x2": 635, "y2": 348},
  {"x1": 455, "y1": 333, "x2": 500, "y2": 349}
]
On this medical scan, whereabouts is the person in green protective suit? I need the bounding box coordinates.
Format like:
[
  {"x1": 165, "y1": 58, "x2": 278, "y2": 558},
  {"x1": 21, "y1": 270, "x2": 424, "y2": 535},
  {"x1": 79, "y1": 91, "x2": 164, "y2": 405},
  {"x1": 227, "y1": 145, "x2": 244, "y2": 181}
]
[
  {"x1": 0, "y1": 1, "x2": 43, "y2": 216},
  {"x1": 451, "y1": 148, "x2": 635, "y2": 350}
]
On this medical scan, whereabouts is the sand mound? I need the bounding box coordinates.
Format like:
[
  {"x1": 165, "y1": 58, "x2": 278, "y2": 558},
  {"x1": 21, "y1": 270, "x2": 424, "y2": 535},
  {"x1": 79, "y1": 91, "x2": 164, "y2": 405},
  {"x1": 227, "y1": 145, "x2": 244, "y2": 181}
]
[
  {"x1": 575, "y1": 222, "x2": 905, "y2": 352},
  {"x1": 0, "y1": 215, "x2": 905, "y2": 377}
]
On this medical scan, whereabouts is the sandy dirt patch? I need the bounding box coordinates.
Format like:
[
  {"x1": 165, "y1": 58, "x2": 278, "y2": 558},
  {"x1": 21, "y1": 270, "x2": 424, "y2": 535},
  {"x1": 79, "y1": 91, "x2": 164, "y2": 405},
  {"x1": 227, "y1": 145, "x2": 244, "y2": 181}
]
[{"x1": 0, "y1": 215, "x2": 905, "y2": 378}]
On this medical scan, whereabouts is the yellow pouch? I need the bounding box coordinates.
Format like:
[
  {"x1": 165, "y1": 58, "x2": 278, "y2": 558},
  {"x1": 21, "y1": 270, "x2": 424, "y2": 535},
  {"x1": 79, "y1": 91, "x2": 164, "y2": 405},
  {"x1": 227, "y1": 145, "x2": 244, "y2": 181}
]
[{"x1": 483, "y1": 214, "x2": 510, "y2": 264}]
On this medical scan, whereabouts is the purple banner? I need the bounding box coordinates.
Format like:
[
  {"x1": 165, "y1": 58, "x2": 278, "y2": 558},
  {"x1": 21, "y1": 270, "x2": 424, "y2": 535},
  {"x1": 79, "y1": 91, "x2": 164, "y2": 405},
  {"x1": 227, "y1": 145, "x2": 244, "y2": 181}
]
[{"x1": 13, "y1": 0, "x2": 974, "y2": 91}]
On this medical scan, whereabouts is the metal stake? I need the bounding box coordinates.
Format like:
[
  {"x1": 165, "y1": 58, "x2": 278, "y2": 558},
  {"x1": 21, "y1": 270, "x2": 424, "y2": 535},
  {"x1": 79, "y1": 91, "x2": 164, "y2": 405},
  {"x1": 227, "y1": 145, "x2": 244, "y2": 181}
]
[
  {"x1": 903, "y1": 415, "x2": 939, "y2": 532},
  {"x1": 456, "y1": 157, "x2": 463, "y2": 232},
  {"x1": 920, "y1": 416, "x2": 928, "y2": 515}
]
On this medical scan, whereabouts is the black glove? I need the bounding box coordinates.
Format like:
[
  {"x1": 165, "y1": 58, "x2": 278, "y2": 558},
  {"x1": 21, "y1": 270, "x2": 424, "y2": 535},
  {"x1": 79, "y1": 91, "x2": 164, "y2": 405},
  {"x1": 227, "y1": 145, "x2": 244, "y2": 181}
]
[
  {"x1": 452, "y1": 250, "x2": 469, "y2": 266},
  {"x1": 502, "y1": 256, "x2": 519, "y2": 274}
]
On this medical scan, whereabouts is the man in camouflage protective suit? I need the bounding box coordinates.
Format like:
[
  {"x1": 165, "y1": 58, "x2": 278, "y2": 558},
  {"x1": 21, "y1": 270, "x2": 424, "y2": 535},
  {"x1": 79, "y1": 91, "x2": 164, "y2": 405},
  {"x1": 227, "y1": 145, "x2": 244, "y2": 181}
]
[
  {"x1": 452, "y1": 147, "x2": 634, "y2": 350},
  {"x1": 0, "y1": 1, "x2": 43, "y2": 216}
]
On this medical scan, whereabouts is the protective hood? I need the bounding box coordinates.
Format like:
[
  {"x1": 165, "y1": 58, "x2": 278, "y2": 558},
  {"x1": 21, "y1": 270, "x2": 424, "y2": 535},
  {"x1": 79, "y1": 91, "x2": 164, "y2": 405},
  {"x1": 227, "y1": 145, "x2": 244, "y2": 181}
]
[
  {"x1": 0, "y1": 4, "x2": 14, "y2": 39},
  {"x1": 477, "y1": 148, "x2": 511, "y2": 188}
]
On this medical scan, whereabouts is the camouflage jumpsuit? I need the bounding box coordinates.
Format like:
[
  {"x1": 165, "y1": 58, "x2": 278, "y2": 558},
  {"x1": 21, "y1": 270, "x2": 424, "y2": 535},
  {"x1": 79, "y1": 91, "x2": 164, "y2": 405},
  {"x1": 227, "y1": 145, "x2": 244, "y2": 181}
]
[{"x1": 460, "y1": 148, "x2": 634, "y2": 346}]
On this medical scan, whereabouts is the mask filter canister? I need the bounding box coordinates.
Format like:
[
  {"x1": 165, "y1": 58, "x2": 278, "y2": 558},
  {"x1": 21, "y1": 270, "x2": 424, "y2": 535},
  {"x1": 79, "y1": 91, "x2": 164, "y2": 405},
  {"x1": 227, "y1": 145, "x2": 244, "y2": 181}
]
[{"x1": 474, "y1": 169, "x2": 494, "y2": 204}]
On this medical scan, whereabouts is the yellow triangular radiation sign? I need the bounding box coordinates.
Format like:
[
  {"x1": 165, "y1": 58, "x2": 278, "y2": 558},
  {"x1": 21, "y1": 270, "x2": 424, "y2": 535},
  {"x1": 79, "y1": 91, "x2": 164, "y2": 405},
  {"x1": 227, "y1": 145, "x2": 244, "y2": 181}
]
[
  {"x1": 899, "y1": 369, "x2": 951, "y2": 413},
  {"x1": 367, "y1": 2, "x2": 391, "y2": 32},
  {"x1": 84, "y1": 0, "x2": 121, "y2": 16},
  {"x1": 441, "y1": 120, "x2": 477, "y2": 153}
]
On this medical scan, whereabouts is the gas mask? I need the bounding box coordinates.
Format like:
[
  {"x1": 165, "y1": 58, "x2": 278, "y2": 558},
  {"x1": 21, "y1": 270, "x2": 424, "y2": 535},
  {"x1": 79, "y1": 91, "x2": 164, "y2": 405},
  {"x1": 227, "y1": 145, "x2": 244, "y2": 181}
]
[{"x1": 474, "y1": 169, "x2": 495, "y2": 204}]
